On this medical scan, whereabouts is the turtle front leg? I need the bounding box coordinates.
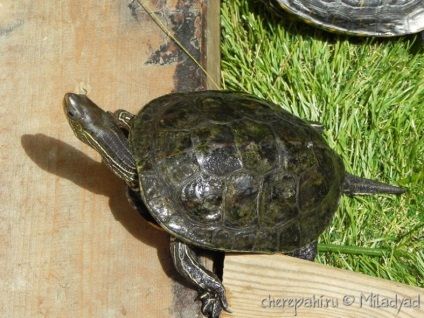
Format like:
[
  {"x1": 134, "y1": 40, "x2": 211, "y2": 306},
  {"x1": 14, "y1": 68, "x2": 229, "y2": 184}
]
[
  {"x1": 109, "y1": 109, "x2": 135, "y2": 131},
  {"x1": 170, "y1": 237, "x2": 231, "y2": 318}
]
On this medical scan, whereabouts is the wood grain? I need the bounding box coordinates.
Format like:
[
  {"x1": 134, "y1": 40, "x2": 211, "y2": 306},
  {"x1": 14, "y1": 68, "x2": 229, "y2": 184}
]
[
  {"x1": 222, "y1": 254, "x2": 423, "y2": 318},
  {"x1": 1, "y1": 0, "x2": 219, "y2": 317}
]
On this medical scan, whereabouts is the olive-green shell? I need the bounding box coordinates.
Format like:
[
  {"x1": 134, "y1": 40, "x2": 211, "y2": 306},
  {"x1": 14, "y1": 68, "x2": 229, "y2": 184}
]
[
  {"x1": 130, "y1": 91, "x2": 344, "y2": 253},
  {"x1": 277, "y1": 0, "x2": 424, "y2": 36}
]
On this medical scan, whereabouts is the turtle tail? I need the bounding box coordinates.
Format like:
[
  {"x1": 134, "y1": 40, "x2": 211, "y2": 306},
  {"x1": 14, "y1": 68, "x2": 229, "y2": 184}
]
[{"x1": 343, "y1": 173, "x2": 405, "y2": 196}]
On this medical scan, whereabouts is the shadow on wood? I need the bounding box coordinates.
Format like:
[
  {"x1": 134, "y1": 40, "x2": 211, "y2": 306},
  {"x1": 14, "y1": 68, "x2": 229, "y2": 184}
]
[{"x1": 20, "y1": 134, "x2": 178, "y2": 274}]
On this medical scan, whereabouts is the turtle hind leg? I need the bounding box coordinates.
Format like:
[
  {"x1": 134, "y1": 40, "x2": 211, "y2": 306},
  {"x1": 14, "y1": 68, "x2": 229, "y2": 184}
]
[
  {"x1": 287, "y1": 240, "x2": 317, "y2": 261},
  {"x1": 170, "y1": 238, "x2": 231, "y2": 318}
]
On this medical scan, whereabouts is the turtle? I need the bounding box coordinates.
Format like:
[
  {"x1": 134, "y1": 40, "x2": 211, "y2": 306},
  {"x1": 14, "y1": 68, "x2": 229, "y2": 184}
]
[
  {"x1": 63, "y1": 90, "x2": 404, "y2": 318},
  {"x1": 264, "y1": 0, "x2": 424, "y2": 37}
]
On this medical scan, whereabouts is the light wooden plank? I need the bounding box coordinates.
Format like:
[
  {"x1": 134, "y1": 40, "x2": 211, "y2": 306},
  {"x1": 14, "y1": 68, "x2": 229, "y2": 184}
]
[{"x1": 222, "y1": 254, "x2": 423, "y2": 318}]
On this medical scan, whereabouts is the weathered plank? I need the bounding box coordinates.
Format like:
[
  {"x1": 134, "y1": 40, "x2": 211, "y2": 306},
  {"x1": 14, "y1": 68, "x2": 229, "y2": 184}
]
[{"x1": 1, "y1": 0, "x2": 219, "y2": 317}]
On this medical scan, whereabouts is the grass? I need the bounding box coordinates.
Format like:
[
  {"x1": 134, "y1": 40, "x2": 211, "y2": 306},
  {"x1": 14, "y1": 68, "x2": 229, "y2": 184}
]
[{"x1": 221, "y1": 0, "x2": 424, "y2": 287}]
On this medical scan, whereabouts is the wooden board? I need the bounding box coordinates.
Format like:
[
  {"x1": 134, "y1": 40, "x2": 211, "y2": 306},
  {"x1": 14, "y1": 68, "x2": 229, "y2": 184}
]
[
  {"x1": 1, "y1": 0, "x2": 219, "y2": 317},
  {"x1": 222, "y1": 254, "x2": 423, "y2": 318}
]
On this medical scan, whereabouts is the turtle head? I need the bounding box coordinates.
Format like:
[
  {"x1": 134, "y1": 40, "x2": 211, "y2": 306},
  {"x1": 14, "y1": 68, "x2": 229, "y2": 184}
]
[
  {"x1": 63, "y1": 93, "x2": 138, "y2": 188},
  {"x1": 63, "y1": 93, "x2": 117, "y2": 144}
]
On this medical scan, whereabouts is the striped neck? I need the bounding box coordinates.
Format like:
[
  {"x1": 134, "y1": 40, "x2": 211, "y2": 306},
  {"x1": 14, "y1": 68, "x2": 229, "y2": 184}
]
[{"x1": 63, "y1": 93, "x2": 138, "y2": 189}]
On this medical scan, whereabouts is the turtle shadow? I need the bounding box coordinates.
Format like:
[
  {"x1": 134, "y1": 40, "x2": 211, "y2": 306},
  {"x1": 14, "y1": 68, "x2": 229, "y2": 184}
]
[{"x1": 20, "y1": 133, "x2": 180, "y2": 278}]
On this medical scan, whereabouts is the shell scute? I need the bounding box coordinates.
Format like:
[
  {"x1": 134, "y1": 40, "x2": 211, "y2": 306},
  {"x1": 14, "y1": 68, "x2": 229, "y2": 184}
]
[
  {"x1": 232, "y1": 98, "x2": 283, "y2": 123},
  {"x1": 155, "y1": 130, "x2": 192, "y2": 159},
  {"x1": 224, "y1": 172, "x2": 260, "y2": 229},
  {"x1": 192, "y1": 124, "x2": 243, "y2": 176},
  {"x1": 180, "y1": 175, "x2": 223, "y2": 223},
  {"x1": 233, "y1": 120, "x2": 278, "y2": 174},
  {"x1": 148, "y1": 196, "x2": 173, "y2": 222},
  {"x1": 213, "y1": 229, "x2": 233, "y2": 248},
  {"x1": 158, "y1": 101, "x2": 202, "y2": 129},
  {"x1": 298, "y1": 167, "x2": 329, "y2": 212},
  {"x1": 140, "y1": 174, "x2": 163, "y2": 200},
  {"x1": 233, "y1": 232, "x2": 256, "y2": 251},
  {"x1": 284, "y1": 142, "x2": 319, "y2": 175},
  {"x1": 159, "y1": 152, "x2": 199, "y2": 185},
  {"x1": 199, "y1": 96, "x2": 240, "y2": 122},
  {"x1": 259, "y1": 172, "x2": 298, "y2": 228},
  {"x1": 279, "y1": 221, "x2": 302, "y2": 251},
  {"x1": 253, "y1": 230, "x2": 280, "y2": 253}
]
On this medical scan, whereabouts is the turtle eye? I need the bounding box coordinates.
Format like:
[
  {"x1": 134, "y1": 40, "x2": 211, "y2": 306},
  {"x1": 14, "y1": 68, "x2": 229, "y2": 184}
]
[
  {"x1": 67, "y1": 109, "x2": 76, "y2": 119},
  {"x1": 66, "y1": 106, "x2": 83, "y2": 121}
]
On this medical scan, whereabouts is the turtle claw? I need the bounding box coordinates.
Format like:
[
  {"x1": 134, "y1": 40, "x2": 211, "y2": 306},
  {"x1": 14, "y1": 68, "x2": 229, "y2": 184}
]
[{"x1": 198, "y1": 290, "x2": 232, "y2": 318}]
